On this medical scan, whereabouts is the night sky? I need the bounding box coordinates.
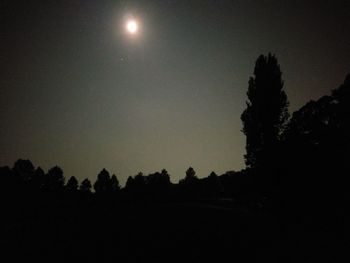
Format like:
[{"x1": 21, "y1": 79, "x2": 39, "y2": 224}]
[{"x1": 1, "y1": 0, "x2": 349, "y2": 184}]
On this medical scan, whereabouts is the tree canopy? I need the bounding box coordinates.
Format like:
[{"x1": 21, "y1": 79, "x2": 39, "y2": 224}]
[{"x1": 241, "y1": 54, "x2": 289, "y2": 169}]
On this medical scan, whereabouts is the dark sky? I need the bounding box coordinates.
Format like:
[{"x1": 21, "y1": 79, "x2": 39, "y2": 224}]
[{"x1": 1, "y1": 0, "x2": 349, "y2": 184}]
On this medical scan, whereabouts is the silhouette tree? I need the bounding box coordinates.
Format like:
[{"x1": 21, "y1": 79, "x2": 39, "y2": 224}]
[
  {"x1": 207, "y1": 171, "x2": 224, "y2": 197},
  {"x1": 125, "y1": 172, "x2": 146, "y2": 197},
  {"x1": 45, "y1": 166, "x2": 65, "y2": 192},
  {"x1": 110, "y1": 174, "x2": 120, "y2": 192},
  {"x1": 332, "y1": 74, "x2": 350, "y2": 206},
  {"x1": 241, "y1": 54, "x2": 289, "y2": 169},
  {"x1": 179, "y1": 167, "x2": 200, "y2": 199},
  {"x1": 147, "y1": 169, "x2": 171, "y2": 187},
  {"x1": 160, "y1": 169, "x2": 171, "y2": 184},
  {"x1": 283, "y1": 74, "x2": 350, "y2": 162},
  {"x1": 80, "y1": 178, "x2": 92, "y2": 193},
  {"x1": 134, "y1": 172, "x2": 146, "y2": 187},
  {"x1": 66, "y1": 176, "x2": 79, "y2": 192},
  {"x1": 125, "y1": 176, "x2": 135, "y2": 189},
  {"x1": 179, "y1": 167, "x2": 198, "y2": 184},
  {"x1": 145, "y1": 169, "x2": 172, "y2": 199},
  {"x1": 13, "y1": 159, "x2": 35, "y2": 184},
  {"x1": 331, "y1": 73, "x2": 350, "y2": 139},
  {"x1": 31, "y1": 166, "x2": 45, "y2": 190},
  {"x1": 94, "y1": 168, "x2": 111, "y2": 193},
  {"x1": 281, "y1": 74, "x2": 350, "y2": 214}
]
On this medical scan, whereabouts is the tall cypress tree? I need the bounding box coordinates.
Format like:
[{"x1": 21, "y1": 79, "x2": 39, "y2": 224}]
[{"x1": 241, "y1": 54, "x2": 289, "y2": 169}]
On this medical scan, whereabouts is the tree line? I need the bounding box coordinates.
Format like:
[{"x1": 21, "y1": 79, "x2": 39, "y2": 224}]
[
  {"x1": 0, "y1": 160, "x2": 238, "y2": 203},
  {"x1": 0, "y1": 53, "x2": 349, "y2": 211}
]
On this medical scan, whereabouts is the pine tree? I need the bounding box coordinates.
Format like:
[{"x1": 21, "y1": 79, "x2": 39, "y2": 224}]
[
  {"x1": 110, "y1": 174, "x2": 120, "y2": 192},
  {"x1": 80, "y1": 178, "x2": 92, "y2": 193},
  {"x1": 180, "y1": 167, "x2": 198, "y2": 184},
  {"x1": 94, "y1": 168, "x2": 111, "y2": 193},
  {"x1": 66, "y1": 176, "x2": 79, "y2": 192},
  {"x1": 45, "y1": 166, "x2": 65, "y2": 192}
]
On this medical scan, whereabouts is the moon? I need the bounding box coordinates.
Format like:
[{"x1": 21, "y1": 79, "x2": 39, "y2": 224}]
[{"x1": 126, "y1": 20, "x2": 138, "y2": 34}]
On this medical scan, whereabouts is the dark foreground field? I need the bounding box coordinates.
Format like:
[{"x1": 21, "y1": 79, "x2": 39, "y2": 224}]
[{"x1": 0, "y1": 195, "x2": 344, "y2": 263}]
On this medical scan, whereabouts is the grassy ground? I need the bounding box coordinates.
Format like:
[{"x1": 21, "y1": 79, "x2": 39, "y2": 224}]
[{"x1": 0, "y1": 197, "x2": 344, "y2": 262}]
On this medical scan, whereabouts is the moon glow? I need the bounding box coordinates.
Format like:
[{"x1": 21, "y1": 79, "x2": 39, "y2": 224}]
[{"x1": 126, "y1": 20, "x2": 138, "y2": 34}]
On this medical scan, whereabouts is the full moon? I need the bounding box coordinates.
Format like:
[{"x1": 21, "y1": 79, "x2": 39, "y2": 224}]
[{"x1": 126, "y1": 20, "x2": 138, "y2": 34}]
